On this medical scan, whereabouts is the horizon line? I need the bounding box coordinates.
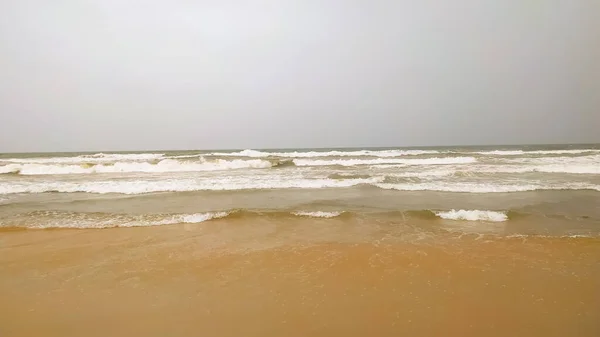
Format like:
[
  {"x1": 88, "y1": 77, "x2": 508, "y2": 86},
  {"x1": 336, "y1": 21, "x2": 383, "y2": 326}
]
[{"x1": 1, "y1": 142, "x2": 599, "y2": 155}]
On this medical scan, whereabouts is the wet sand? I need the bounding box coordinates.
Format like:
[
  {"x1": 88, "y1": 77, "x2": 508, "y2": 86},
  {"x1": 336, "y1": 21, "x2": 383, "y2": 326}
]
[{"x1": 1, "y1": 220, "x2": 599, "y2": 337}]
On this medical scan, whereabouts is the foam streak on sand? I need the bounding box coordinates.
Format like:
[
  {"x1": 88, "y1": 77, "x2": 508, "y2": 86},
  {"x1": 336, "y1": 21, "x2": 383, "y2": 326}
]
[{"x1": 435, "y1": 210, "x2": 508, "y2": 222}]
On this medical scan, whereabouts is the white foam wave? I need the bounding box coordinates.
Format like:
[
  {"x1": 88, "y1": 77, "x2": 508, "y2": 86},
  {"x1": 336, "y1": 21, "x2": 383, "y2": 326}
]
[
  {"x1": 2, "y1": 176, "x2": 597, "y2": 195},
  {"x1": 210, "y1": 149, "x2": 440, "y2": 158},
  {"x1": 435, "y1": 210, "x2": 508, "y2": 222},
  {"x1": 114, "y1": 212, "x2": 231, "y2": 228},
  {"x1": 3, "y1": 211, "x2": 231, "y2": 229},
  {"x1": 294, "y1": 157, "x2": 476, "y2": 167},
  {"x1": 0, "y1": 159, "x2": 273, "y2": 175},
  {"x1": 0, "y1": 176, "x2": 384, "y2": 194},
  {"x1": 292, "y1": 211, "x2": 343, "y2": 218}
]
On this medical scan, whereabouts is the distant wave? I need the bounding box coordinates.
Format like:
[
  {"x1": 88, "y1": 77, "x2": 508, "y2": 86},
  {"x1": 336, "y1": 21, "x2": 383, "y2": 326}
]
[
  {"x1": 2, "y1": 153, "x2": 166, "y2": 164},
  {"x1": 0, "y1": 156, "x2": 481, "y2": 175},
  {"x1": 293, "y1": 157, "x2": 477, "y2": 167},
  {"x1": 199, "y1": 148, "x2": 600, "y2": 158},
  {"x1": 208, "y1": 149, "x2": 440, "y2": 158},
  {"x1": 476, "y1": 149, "x2": 600, "y2": 156},
  {"x1": 3, "y1": 149, "x2": 598, "y2": 167},
  {"x1": 81, "y1": 153, "x2": 166, "y2": 160},
  {"x1": 4, "y1": 159, "x2": 600, "y2": 176},
  {"x1": 476, "y1": 150, "x2": 525, "y2": 156}
]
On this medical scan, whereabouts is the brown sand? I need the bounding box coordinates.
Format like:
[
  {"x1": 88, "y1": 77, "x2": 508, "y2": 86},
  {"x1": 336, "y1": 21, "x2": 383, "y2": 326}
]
[{"x1": 1, "y1": 220, "x2": 599, "y2": 337}]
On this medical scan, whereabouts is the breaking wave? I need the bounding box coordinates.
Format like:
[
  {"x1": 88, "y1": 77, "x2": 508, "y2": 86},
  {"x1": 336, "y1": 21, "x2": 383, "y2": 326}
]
[
  {"x1": 3, "y1": 160, "x2": 599, "y2": 176},
  {"x1": 434, "y1": 210, "x2": 508, "y2": 222},
  {"x1": 2, "y1": 208, "x2": 599, "y2": 231},
  {"x1": 292, "y1": 211, "x2": 344, "y2": 218},
  {"x1": 0, "y1": 211, "x2": 231, "y2": 229},
  {"x1": 0, "y1": 176, "x2": 384, "y2": 194}
]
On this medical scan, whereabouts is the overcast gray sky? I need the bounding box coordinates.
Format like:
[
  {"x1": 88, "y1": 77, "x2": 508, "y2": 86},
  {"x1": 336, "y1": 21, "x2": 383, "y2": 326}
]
[{"x1": 1, "y1": 1, "x2": 599, "y2": 152}]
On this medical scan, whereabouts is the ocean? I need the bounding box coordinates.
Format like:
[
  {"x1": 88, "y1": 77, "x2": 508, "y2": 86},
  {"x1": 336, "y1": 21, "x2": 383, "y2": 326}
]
[
  {"x1": 1, "y1": 144, "x2": 599, "y2": 336},
  {"x1": 1, "y1": 144, "x2": 600, "y2": 233}
]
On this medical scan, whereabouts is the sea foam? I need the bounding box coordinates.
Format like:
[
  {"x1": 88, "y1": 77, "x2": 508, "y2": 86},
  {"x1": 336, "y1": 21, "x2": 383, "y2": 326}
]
[
  {"x1": 292, "y1": 211, "x2": 344, "y2": 218},
  {"x1": 0, "y1": 176, "x2": 384, "y2": 194},
  {"x1": 9, "y1": 211, "x2": 232, "y2": 229},
  {"x1": 435, "y1": 210, "x2": 508, "y2": 222}
]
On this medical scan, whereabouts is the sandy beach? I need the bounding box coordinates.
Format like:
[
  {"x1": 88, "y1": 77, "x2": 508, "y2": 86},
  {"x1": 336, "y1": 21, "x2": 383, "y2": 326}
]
[{"x1": 2, "y1": 218, "x2": 599, "y2": 337}]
